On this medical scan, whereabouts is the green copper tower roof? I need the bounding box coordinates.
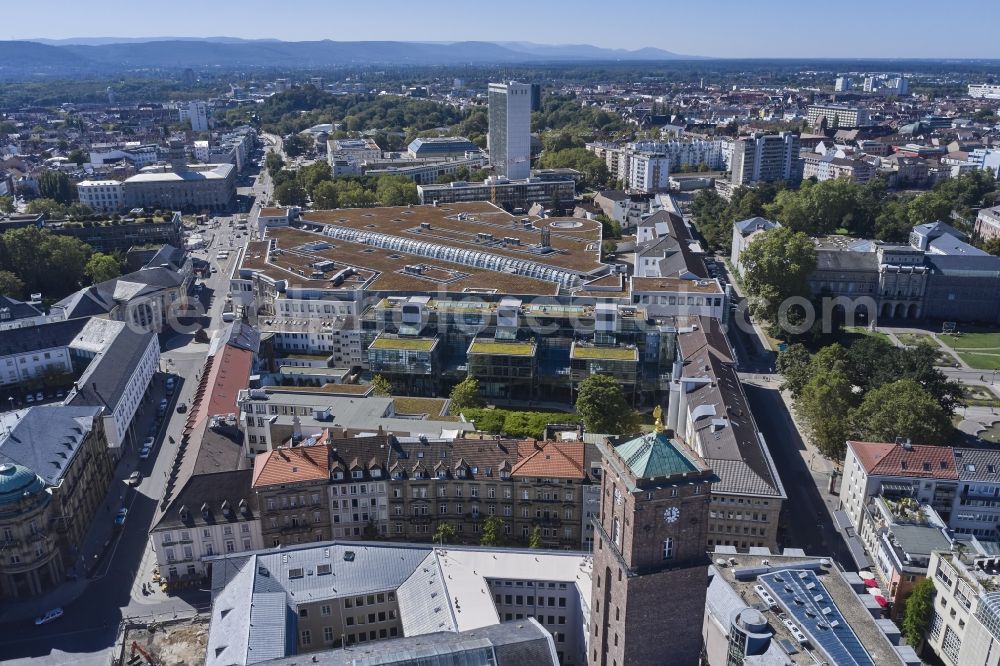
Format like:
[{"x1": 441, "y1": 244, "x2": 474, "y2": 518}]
[{"x1": 614, "y1": 431, "x2": 700, "y2": 480}]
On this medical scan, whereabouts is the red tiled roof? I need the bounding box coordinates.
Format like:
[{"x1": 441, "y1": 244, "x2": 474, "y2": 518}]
[
  {"x1": 205, "y1": 346, "x2": 254, "y2": 418},
  {"x1": 252, "y1": 446, "x2": 329, "y2": 488},
  {"x1": 848, "y1": 440, "x2": 957, "y2": 479},
  {"x1": 512, "y1": 441, "x2": 585, "y2": 479}
]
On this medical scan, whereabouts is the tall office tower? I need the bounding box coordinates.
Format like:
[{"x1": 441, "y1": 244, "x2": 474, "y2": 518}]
[
  {"x1": 588, "y1": 409, "x2": 716, "y2": 666},
  {"x1": 835, "y1": 76, "x2": 852, "y2": 92},
  {"x1": 730, "y1": 132, "x2": 803, "y2": 187},
  {"x1": 488, "y1": 81, "x2": 532, "y2": 180}
]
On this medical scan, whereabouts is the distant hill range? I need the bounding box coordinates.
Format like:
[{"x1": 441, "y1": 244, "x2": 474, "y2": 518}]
[{"x1": 0, "y1": 38, "x2": 701, "y2": 79}]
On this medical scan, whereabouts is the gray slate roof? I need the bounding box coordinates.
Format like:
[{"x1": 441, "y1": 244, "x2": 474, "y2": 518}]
[
  {"x1": 68, "y1": 320, "x2": 155, "y2": 413},
  {"x1": 0, "y1": 405, "x2": 102, "y2": 485},
  {"x1": 257, "y1": 620, "x2": 557, "y2": 666},
  {"x1": 0, "y1": 318, "x2": 85, "y2": 356}
]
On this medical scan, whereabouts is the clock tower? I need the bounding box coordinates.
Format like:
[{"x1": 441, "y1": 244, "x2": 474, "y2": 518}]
[{"x1": 589, "y1": 408, "x2": 716, "y2": 666}]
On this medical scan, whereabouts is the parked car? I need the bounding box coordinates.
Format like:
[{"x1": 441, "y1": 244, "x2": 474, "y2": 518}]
[
  {"x1": 35, "y1": 391, "x2": 43, "y2": 401},
  {"x1": 114, "y1": 508, "x2": 128, "y2": 526},
  {"x1": 25, "y1": 394, "x2": 34, "y2": 403},
  {"x1": 127, "y1": 471, "x2": 142, "y2": 486},
  {"x1": 143, "y1": 436, "x2": 155, "y2": 449},
  {"x1": 35, "y1": 608, "x2": 64, "y2": 625},
  {"x1": 139, "y1": 446, "x2": 152, "y2": 459}
]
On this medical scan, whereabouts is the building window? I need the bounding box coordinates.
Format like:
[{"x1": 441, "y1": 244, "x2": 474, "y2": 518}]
[
  {"x1": 613, "y1": 517, "x2": 621, "y2": 547},
  {"x1": 663, "y1": 538, "x2": 674, "y2": 560},
  {"x1": 301, "y1": 630, "x2": 311, "y2": 646}
]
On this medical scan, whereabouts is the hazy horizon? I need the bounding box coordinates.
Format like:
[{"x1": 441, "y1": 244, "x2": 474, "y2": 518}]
[{"x1": 3, "y1": 0, "x2": 999, "y2": 59}]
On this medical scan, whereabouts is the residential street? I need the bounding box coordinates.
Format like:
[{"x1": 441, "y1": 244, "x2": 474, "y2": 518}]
[{"x1": 0, "y1": 179, "x2": 254, "y2": 666}]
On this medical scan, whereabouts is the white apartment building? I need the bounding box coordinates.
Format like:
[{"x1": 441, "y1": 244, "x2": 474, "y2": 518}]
[
  {"x1": 193, "y1": 140, "x2": 211, "y2": 162},
  {"x1": 488, "y1": 82, "x2": 532, "y2": 180},
  {"x1": 326, "y1": 479, "x2": 388, "y2": 539},
  {"x1": 76, "y1": 180, "x2": 125, "y2": 214},
  {"x1": 730, "y1": 132, "x2": 802, "y2": 187},
  {"x1": 627, "y1": 152, "x2": 670, "y2": 192},
  {"x1": 180, "y1": 100, "x2": 210, "y2": 132},
  {"x1": 151, "y1": 468, "x2": 263, "y2": 584},
  {"x1": 969, "y1": 83, "x2": 1000, "y2": 100},
  {"x1": 926, "y1": 548, "x2": 1000, "y2": 666},
  {"x1": 835, "y1": 76, "x2": 853, "y2": 91},
  {"x1": 806, "y1": 104, "x2": 871, "y2": 129},
  {"x1": 68, "y1": 321, "x2": 160, "y2": 456},
  {"x1": 0, "y1": 341, "x2": 74, "y2": 386}
]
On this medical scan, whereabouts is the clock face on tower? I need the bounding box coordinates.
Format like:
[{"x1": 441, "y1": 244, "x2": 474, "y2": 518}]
[{"x1": 663, "y1": 506, "x2": 680, "y2": 523}]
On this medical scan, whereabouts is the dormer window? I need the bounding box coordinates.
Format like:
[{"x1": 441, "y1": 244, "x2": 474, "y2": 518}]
[
  {"x1": 371, "y1": 469, "x2": 382, "y2": 478},
  {"x1": 392, "y1": 471, "x2": 402, "y2": 480},
  {"x1": 500, "y1": 471, "x2": 510, "y2": 480},
  {"x1": 352, "y1": 470, "x2": 363, "y2": 479},
  {"x1": 333, "y1": 471, "x2": 344, "y2": 480},
  {"x1": 414, "y1": 471, "x2": 424, "y2": 480},
  {"x1": 437, "y1": 470, "x2": 448, "y2": 480}
]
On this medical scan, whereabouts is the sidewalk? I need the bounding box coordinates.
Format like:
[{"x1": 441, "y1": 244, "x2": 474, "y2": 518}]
[{"x1": 0, "y1": 377, "x2": 171, "y2": 623}]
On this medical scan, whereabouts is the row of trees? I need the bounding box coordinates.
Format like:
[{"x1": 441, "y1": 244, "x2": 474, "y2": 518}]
[
  {"x1": 432, "y1": 517, "x2": 543, "y2": 548},
  {"x1": 777, "y1": 337, "x2": 960, "y2": 460},
  {"x1": 0, "y1": 227, "x2": 122, "y2": 300},
  {"x1": 691, "y1": 171, "x2": 999, "y2": 254},
  {"x1": 271, "y1": 160, "x2": 418, "y2": 209}
]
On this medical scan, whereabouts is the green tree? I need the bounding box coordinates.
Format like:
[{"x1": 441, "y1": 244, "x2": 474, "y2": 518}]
[
  {"x1": 265, "y1": 151, "x2": 284, "y2": 177},
  {"x1": 529, "y1": 525, "x2": 542, "y2": 549},
  {"x1": 25, "y1": 198, "x2": 68, "y2": 217},
  {"x1": 797, "y1": 368, "x2": 856, "y2": 460},
  {"x1": 433, "y1": 522, "x2": 456, "y2": 545},
  {"x1": 37, "y1": 170, "x2": 73, "y2": 204},
  {"x1": 0, "y1": 227, "x2": 91, "y2": 298},
  {"x1": 371, "y1": 374, "x2": 392, "y2": 397},
  {"x1": 67, "y1": 148, "x2": 88, "y2": 166},
  {"x1": 84, "y1": 252, "x2": 122, "y2": 284},
  {"x1": 0, "y1": 270, "x2": 25, "y2": 298},
  {"x1": 537, "y1": 147, "x2": 607, "y2": 189},
  {"x1": 282, "y1": 133, "x2": 312, "y2": 158},
  {"x1": 775, "y1": 343, "x2": 812, "y2": 398},
  {"x1": 0, "y1": 196, "x2": 13, "y2": 214},
  {"x1": 375, "y1": 175, "x2": 419, "y2": 206},
  {"x1": 983, "y1": 237, "x2": 1000, "y2": 256},
  {"x1": 298, "y1": 160, "x2": 333, "y2": 195},
  {"x1": 274, "y1": 182, "x2": 308, "y2": 207},
  {"x1": 312, "y1": 181, "x2": 340, "y2": 209},
  {"x1": 576, "y1": 374, "x2": 635, "y2": 435},
  {"x1": 740, "y1": 227, "x2": 817, "y2": 332},
  {"x1": 850, "y1": 379, "x2": 952, "y2": 445},
  {"x1": 449, "y1": 377, "x2": 484, "y2": 412},
  {"x1": 902, "y1": 579, "x2": 934, "y2": 647},
  {"x1": 480, "y1": 516, "x2": 504, "y2": 547}
]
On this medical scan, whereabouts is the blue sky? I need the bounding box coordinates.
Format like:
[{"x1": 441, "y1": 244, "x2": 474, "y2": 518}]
[{"x1": 5, "y1": 0, "x2": 999, "y2": 58}]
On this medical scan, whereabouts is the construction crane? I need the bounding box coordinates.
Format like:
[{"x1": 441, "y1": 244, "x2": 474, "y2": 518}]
[{"x1": 129, "y1": 641, "x2": 163, "y2": 666}]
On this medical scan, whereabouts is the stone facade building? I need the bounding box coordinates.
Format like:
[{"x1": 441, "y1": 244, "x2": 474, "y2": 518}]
[
  {"x1": 251, "y1": 434, "x2": 601, "y2": 552},
  {"x1": 0, "y1": 406, "x2": 111, "y2": 600}
]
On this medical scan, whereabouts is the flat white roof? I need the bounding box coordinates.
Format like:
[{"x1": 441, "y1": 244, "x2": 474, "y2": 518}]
[{"x1": 435, "y1": 548, "x2": 593, "y2": 631}]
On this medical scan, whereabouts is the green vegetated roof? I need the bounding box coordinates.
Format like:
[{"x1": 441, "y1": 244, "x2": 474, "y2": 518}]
[
  {"x1": 571, "y1": 345, "x2": 637, "y2": 361},
  {"x1": 468, "y1": 340, "x2": 536, "y2": 356},
  {"x1": 615, "y1": 432, "x2": 698, "y2": 480},
  {"x1": 370, "y1": 337, "x2": 436, "y2": 351}
]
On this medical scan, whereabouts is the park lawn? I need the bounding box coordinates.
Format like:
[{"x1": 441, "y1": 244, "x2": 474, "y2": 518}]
[
  {"x1": 896, "y1": 332, "x2": 939, "y2": 348},
  {"x1": 842, "y1": 326, "x2": 891, "y2": 345},
  {"x1": 939, "y1": 332, "x2": 1000, "y2": 350},
  {"x1": 957, "y1": 352, "x2": 1000, "y2": 371}
]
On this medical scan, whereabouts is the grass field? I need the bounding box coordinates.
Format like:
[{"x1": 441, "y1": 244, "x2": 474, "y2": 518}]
[
  {"x1": 939, "y1": 332, "x2": 1000, "y2": 349},
  {"x1": 841, "y1": 326, "x2": 892, "y2": 345},
  {"x1": 957, "y1": 352, "x2": 1000, "y2": 371}
]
